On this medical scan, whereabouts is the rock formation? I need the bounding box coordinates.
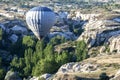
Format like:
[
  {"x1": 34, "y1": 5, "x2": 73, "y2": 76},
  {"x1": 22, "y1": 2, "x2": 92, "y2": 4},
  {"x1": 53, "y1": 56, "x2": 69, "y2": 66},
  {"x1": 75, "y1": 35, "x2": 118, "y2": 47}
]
[
  {"x1": 5, "y1": 71, "x2": 21, "y2": 80},
  {"x1": 77, "y1": 13, "x2": 120, "y2": 54},
  {"x1": 57, "y1": 62, "x2": 98, "y2": 74}
]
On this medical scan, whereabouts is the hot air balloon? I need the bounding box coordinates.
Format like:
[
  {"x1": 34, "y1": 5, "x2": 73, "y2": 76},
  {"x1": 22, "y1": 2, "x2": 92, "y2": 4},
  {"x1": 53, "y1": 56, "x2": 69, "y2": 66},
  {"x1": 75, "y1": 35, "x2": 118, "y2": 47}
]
[{"x1": 26, "y1": 6, "x2": 56, "y2": 40}]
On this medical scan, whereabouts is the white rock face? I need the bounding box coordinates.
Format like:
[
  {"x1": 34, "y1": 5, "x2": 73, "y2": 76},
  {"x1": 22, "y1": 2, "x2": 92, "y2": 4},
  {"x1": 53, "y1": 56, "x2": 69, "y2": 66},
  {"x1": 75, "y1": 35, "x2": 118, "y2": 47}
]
[
  {"x1": 30, "y1": 73, "x2": 52, "y2": 80},
  {"x1": 58, "y1": 11, "x2": 68, "y2": 19},
  {"x1": 9, "y1": 34, "x2": 18, "y2": 43},
  {"x1": 40, "y1": 73, "x2": 52, "y2": 80},
  {"x1": 11, "y1": 25, "x2": 28, "y2": 34},
  {"x1": 49, "y1": 25, "x2": 76, "y2": 40},
  {"x1": 108, "y1": 35, "x2": 120, "y2": 53},
  {"x1": 77, "y1": 17, "x2": 120, "y2": 53},
  {"x1": 75, "y1": 11, "x2": 101, "y2": 21},
  {"x1": 113, "y1": 18, "x2": 120, "y2": 23},
  {"x1": 5, "y1": 71, "x2": 21, "y2": 80},
  {"x1": 0, "y1": 24, "x2": 6, "y2": 30},
  {"x1": 29, "y1": 77, "x2": 38, "y2": 80},
  {"x1": 56, "y1": 11, "x2": 68, "y2": 24},
  {"x1": 68, "y1": 11, "x2": 101, "y2": 21},
  {"x1": 57, "y1": 62, "x2": 98, "y2": 73}
]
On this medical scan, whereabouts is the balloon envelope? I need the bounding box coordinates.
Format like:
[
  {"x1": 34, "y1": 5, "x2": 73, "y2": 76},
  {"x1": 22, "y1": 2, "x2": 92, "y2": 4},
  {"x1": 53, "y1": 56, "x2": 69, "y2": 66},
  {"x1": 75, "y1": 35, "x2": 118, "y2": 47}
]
[{"x1": 26, "y1": 6, "x2": 56, "y2": 40}]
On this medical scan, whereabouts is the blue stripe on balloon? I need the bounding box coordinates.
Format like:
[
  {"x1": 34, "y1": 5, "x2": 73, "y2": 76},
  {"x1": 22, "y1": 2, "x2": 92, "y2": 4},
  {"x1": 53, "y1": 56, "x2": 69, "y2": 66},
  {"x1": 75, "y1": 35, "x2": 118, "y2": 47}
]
[{"x1": 30, "y1": 6, "x2": 52, "y2": 12}]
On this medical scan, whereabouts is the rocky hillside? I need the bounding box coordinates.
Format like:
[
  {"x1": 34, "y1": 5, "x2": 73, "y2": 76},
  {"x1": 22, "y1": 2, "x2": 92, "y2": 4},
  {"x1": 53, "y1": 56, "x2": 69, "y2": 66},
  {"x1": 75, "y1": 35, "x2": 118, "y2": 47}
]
[
  {"x1": 29, "y1": 11, "x2": 120, "y2": 80},
  {"x1": 77, "y1": 12, "x2": 120, "y2": 55},
  {"x1": 0, "y1": 1, "x2": 120, "y2": 79},
  {"x1": 49, "y1": 11, "x2": 120, "y2": 80},
  {"x1": 52, "y1": 54, "x2": 120, "y2": 80}
]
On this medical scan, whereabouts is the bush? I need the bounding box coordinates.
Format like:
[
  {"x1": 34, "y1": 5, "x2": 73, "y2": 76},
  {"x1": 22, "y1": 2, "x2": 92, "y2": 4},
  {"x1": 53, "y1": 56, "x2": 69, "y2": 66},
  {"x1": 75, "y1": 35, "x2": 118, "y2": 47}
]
[
  {"x1": 0, "y1": 57, "x2": 5, "y2": 80},
  {"x1": 10, "y1": 35, "x2": 88, "y2": 78},
  {"x1": 0, "y1": 28, "x2": 2, "y2": 41},
  {"x1": 22, "y1": 36, "x2": 36, "y2": 48},
  {"x1": 32, "y1": 58, "x2": 58, "y2": 76},
  {"x1": 75, "y1": 41, "x2": 88, "y2": 61},
  {"x1": 38, "y1": 77, "x2": 45, "y2": 80},
  {"x1": 0, "y1": 69, "x2": 5, "y2": 80},
  {"x1": 99, "y1": 72, "x2": 109, "y2": 80}
]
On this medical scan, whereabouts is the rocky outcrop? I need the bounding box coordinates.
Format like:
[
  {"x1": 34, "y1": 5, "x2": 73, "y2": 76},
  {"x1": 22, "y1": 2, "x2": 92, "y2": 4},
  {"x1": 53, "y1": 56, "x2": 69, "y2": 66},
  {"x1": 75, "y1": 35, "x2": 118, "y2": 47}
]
[
  {"x1": 30, "y1": 73, "x2": 52, "y2": 80},
  {"x1": 110, "y1": 70, "x2": 120, "y2": 80},
  {"x1": 56, "y1": 54, "x2": 120, "y2": 79},
  {"x1": 9, "y1": 34, "x2": 18, "y2": 43},
  {"x1": 10, "y1": 25, "x2": 28, "y2": 35},
  {"x1": 54, "y1": 42, "x2": 75, "y2": 53},
  {"x1": 108, "y1": 35, "x2": 120, "y2": 53},
  {"x1": 5, "y1": 71, "x2": 21, "y2": 80},
  {"x1": 57, "y1": 62, "x2": 98, "y2": 74},
  {"x1": 75, "y1": 11, "x2": 101, "y2": 21},
  {"x1": 68, "y1": 10, "x2": 101, "y2": 21},
  {"x1": 40, "y1": 73, "x2": 52, "y2": 80},
  {"x1": 49, "y1": 25, "x2": 76, "y2": 40},
  {"x1": 0, "y1": 49, "x2": 12, "y2": 62},
  {"x1": 0, "y1": 20, "x2": 29, "y2": 45},
  {"x1": 77, "y1": 14, "x2": 120, "y2": 54},
  {"x1": 29, "y1": 77, "x2": 39, "y2": 80},
  {"x1": 56, "y1": 11, "x2": 68, "y2": 24},
  {"x1": 52, "y1": 74, "x2": 80, "y2": 80}
]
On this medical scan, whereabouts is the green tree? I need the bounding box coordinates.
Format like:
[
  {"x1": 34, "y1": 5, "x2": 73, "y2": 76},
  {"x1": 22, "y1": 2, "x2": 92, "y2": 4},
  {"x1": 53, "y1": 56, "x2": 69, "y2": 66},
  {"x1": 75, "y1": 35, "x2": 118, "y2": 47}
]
[
  {"x1": 75, "y1": 41, "x2": 88, "y2": 61},
  {"x1": 0, "y1": 28, "x2": 2, "y2": 41},
  {"x1": 10, "y1": 56, "x2": 25, "y2": 77},
  {"x1": 32, "y1": 42, "x2": 59, "y2": 76},
  {"x1": 44, "y1": 43, "x2": 54, "y2": 59},
  {"x1": 50, "y1": 35, "x2": 67, "y2": 46},
  {"x1": 0, "y1": 57, "x2": 5, "y2": 80},
  {"x1": 0, "y1": 69, "x2": 5, "y2": 80},
  {"x1": 22, "y1": 36, "x2": 36, "y2": 48},
  {"x1": 56, "y1": 51, "x2": 70, "y2": 65},
  {"x1": 23, "y1": 48, "x2": 33, "y2": 76},
  {"x1": 32, "y1": 58, "x2": 57, "y2": 76},
  {"x1": 33, "y1": 40, "x2": 45, "y2": 63},
  {"x1": 99, "y1": 72, "x2": 109, "y2": 80},
  {"x1": 0, "y1": 28, "x2": 3, "y2": 48},
  {"x1": 10, "y1": 39, "x2": 24, "y2": 56},
  {"x1": 35, "y1": 40, "x2": 45, "y2": 52},
  {"x1": 10, "y1": 56, "x2": 19, "y2": 70}
]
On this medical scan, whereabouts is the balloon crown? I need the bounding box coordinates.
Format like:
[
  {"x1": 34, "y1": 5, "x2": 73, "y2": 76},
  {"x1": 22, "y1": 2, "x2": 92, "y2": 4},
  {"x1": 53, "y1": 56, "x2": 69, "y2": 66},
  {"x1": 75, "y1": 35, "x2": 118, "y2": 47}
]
[{"x1": 30, "y1": 6, "x2": 53, "y2": 12}]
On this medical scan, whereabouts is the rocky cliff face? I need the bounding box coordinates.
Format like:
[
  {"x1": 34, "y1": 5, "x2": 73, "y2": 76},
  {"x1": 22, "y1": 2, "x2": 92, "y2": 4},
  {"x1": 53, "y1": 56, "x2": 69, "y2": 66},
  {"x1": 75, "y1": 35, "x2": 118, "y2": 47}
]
[
  {"x1": 53, "y1": 54, "x2": 120, "y2": 80},
  {"x1": 50, "y1": 12, "x2": 120, "y2": 80},
  {"x1": 77, "y1": 13, "x2": 120, "y2": 54},
  {"x1": 57, "y1": 62, "x2": 98, "y2": 74},
  {"x1": 75, "y1": 11, "x2": 101, "y2": 21},
  {"x1": 108, "y1": 35, "x2": 120, "y2": 53},
  {"x1": 110, "y1": 69, "x2": 120, "y2": 80}
]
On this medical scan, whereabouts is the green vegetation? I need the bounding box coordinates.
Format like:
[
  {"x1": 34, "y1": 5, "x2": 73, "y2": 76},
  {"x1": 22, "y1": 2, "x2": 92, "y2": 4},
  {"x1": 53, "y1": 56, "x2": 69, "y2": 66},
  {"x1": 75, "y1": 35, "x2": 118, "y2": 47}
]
[
  {"x1": 0, "y1": 29, "x2": 7, "y2": 79},
  {"x1": 50, "y1": 35, "x2": 67, "y2": 46},
  {"x1": 75, "y1": 41, "x2": 88, "y2": 61},
  {"x1": 0, "y1": 28, "x2": 2, "y2": 41},
  {"x1": 100, "y1": 3, "x2": 120, "y2": 10},
  {"x1": 0, "y1": 28, "x2": 3, "y2": 48},
  {"x1": 0, "y1": 0, "x2": 120, "y2": 79},
  {"x1": 69, "y1": 23, "x2": 84, "y2": 36},
  {"x1": 8, "y1": 35, "x2": 88, "y2": 78},
  {"x1": 111, "y1": 63, "x2": 120, "y2": 69},
  {"x1": 99, "y1": 72, "x2": 109, "y2": 80},
  {"x1": 0, "y1": 57, "x2": 5, "y2": 80}
]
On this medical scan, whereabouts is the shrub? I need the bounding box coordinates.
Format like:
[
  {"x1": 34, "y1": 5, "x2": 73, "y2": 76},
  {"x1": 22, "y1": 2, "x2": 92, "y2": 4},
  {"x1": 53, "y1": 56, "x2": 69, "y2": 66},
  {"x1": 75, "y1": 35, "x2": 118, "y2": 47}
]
[{"x1": 99, "y1": 72, "x2": 109, "y2": 80}]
